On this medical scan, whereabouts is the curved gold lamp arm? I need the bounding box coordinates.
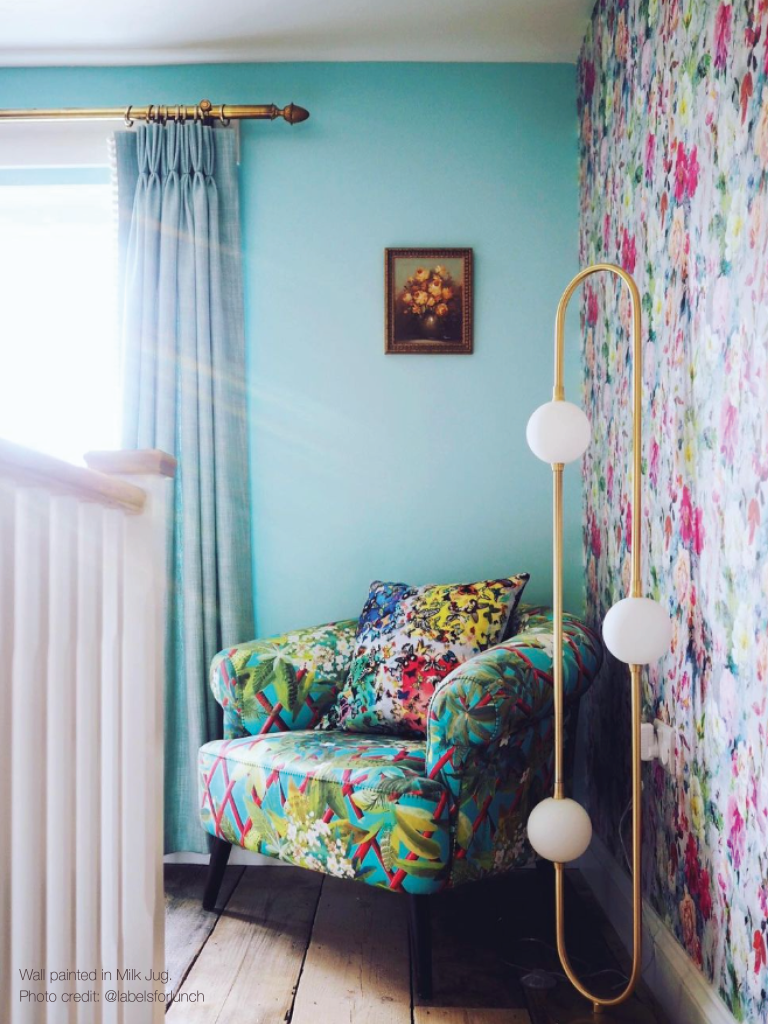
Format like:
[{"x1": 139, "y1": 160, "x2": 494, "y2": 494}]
[{"x1": 551, "y1": 262, "x2": 642, "y2": 1013}]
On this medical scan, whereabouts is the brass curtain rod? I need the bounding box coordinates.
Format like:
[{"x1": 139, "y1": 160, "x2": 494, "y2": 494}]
[{"x1": 0, "y1": 98, "x2": 309, "y2": 125}]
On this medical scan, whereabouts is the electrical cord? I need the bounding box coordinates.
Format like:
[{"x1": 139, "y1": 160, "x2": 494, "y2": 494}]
[
  {"x1": 502, "y1": 936, "x2": 631, "y2": 992},
  {"x1": 503, "y1": 856, "x2": 663, "y2": 996}
]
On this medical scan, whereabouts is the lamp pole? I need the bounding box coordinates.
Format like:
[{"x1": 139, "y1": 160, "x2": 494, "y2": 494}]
[{"x1": 525, "y1": 264, "x2": 672, "y2": 1013}]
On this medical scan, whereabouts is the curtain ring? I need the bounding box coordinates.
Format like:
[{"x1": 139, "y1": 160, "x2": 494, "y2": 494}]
[
  {"x1": 145, "y1": 104, "x2": 154, "y2": 124},
  {"x1": 124, "y1": 105, "x2": 134, "y2": 127},
  {"x1": 175, "y1": 104, "x2": 182, "y2": 124},
  {"x1": 219, "y1": 104, "x2": 230, "y2": 127}
]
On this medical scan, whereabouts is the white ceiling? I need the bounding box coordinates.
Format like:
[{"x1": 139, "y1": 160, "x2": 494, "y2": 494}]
[{"x1": 0, "y1": 0, "x2": 595, "y2": 67}]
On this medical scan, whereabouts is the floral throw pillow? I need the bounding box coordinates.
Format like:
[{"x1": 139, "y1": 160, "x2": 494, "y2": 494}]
[{"x1": 320, "y1": 574, "x2": 530, "y2": 737}]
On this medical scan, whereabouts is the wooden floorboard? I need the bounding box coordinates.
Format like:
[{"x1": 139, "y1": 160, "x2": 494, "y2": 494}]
[
  {"x1": 290, "y1": 876, "x2": 411, "y2": 1024},
  {"x1": 414, "y1": 1010, "x2": 530, "y2": 1023},
  {"x1": 167, "y1": 866, "x2": 322, "y2": 1023},
  {"x1": 165, "y1": 865, "x2": 671, "y2": 1024},
  {"x1": 164, "y1": 864, "x2": 245, "y2": 999}
]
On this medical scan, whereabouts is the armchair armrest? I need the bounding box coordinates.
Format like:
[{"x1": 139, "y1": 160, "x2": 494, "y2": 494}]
[
  {"x1": 426, "y1": 606, "x2": 602, "y2": 778},
  {"x1": 210, "y1": 619, "x2": 358, "y2": 738}
]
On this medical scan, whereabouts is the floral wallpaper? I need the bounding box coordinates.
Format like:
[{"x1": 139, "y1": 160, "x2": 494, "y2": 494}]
[{"x1": 578, "y1": 1, "x2": 768, "y2": 1019}]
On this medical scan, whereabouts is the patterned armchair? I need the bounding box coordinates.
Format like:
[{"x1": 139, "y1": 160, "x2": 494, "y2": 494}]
[{"x1": 199, "y1": 605, "x2": 602, "y2": 996}]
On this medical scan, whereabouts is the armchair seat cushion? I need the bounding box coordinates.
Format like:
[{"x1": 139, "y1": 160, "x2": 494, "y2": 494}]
[{"x1": 199, "y1": 731, "x2": 451, "y2": 894}]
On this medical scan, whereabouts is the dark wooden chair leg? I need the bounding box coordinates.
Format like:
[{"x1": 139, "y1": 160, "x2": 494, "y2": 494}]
[
  {"x1": 202, "y1": 836, "x2": 232, "y2": 911},
  {"x1": 408, "y1": 894, "x2": 433, "y2": 1000}
]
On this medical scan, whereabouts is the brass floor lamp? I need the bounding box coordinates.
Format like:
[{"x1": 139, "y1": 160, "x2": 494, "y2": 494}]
[{"x1": 525, "y1": 264, "x2": 672, "y2": 1014}]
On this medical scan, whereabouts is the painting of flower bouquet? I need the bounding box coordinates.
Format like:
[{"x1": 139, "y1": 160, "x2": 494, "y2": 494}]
[{"x1": 385, "y1": 248, "x2": 473, "y2": 354}]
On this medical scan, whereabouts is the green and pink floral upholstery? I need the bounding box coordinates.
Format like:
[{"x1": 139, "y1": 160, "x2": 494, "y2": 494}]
[
  {"x1": 199, "y1": 606, "x2": 602, "y2": 893},
  {"x1": 209, "y1": 620, "x2": 358, "y2": 739}
]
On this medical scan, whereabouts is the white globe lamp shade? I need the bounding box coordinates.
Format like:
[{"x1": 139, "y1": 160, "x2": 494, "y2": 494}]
[
  {"x1": 603, "y1": 596, "x2": 673, "y2": 665},
  {"x1": 527, "y1": 797, "x2": 592, "y2": 863},
  {"x1": 526, "y1": 401, "x2": 591, "y2": 464}
]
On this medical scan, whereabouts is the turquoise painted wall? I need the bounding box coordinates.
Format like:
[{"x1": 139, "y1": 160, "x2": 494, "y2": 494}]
[{"x1": 0, "y1": 63, "x2": 582, "y2": 633}]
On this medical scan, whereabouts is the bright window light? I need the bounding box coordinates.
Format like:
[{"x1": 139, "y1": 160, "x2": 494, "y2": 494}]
[{"x1": 0, "y1": 183, "x2": 120, "y2": 465}]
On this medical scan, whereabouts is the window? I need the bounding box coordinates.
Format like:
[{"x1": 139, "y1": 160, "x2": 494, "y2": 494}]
[{"x1": 0, "y1": 179, "x2": 120, "y2": 464}]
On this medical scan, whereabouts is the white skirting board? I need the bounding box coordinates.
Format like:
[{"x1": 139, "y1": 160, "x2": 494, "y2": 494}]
[{"x1": 576, "y1": 835, "x2": 735, "y2": 1024}]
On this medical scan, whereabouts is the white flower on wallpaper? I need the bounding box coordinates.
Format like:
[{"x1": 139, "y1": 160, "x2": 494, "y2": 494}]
[{"x1": 579, "y1": 1, "x2": 768, "y2": 1019}]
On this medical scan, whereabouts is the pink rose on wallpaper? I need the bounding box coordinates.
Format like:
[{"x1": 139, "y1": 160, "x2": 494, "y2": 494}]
[
  {"x1": 621, "y1": 228, "x2": 637, "y2": 272},
  {"x1": 674, "y1": 141, "x2": 688, "y2": 202},
  {"x1": 674, "y1": 142, "x2": 700, "y2": 201},
  {"x1": 686, "y1": 146, "x2": 700, "y2": 197},
  {"x1": 679, "y1": 485, "x2": 694, "y2": 544},
  {"x1": 589, "y1": 515, "x2": 602, "y2": 558},
  {"x1": 754, "y1": 931, "x2": 767, "y2": 976},
  {"x1": 726, "y1": 795, "x2": 746, "y2": 870},
  {"x1": 720, "y1": 399, "x2": 739, "y2": 463},
  {"x1": 586, "y1": 285, "x2": 599, "y2": 326},
  {"x1": 714, "y1": 3, "x2": 733, "y2": 71},
  {"x1": 606, "y1": 460, "x2": 614, "y2": 500},
  {"x1": 684, "y1": 831, "x2": 701, "y2": 894}
]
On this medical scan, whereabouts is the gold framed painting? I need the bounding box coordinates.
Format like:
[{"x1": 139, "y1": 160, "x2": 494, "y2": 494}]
[{"x1": 385, "y1": 248, "x2": 473, "y2": 354}]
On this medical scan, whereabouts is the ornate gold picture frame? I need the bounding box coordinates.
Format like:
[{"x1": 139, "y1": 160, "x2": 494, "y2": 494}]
[{"x1": 385, "y1": 248, "x2": 473, "y2": 354}]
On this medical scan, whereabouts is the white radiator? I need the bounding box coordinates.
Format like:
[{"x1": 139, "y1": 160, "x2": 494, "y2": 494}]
[{"x1": 0, "y1": 442, "x2": 173, "y2": 1024}]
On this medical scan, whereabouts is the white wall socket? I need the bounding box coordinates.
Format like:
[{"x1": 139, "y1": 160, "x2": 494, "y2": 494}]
[{"x1": 640, "y1": 719, "x2": 674, "y2": 766}]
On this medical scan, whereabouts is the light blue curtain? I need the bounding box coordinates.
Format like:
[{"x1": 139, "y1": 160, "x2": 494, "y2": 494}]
[{"x1": 114, "y1": 122, "x2": 254, "y2": 853}]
